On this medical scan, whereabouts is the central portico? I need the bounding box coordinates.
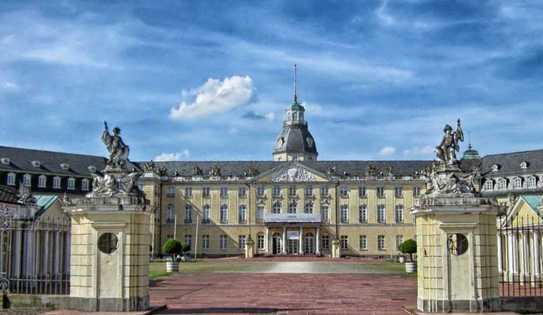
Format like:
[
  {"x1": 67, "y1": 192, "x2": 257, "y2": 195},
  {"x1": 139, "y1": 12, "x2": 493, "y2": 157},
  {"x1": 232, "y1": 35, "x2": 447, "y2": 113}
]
[{"x1": 263, "y1": 213, "x2": 322, "y2": 255}]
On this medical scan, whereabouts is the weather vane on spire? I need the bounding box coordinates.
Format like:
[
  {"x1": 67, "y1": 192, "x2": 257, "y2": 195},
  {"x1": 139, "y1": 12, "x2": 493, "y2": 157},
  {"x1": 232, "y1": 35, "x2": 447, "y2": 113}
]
[{"x1": 294, "y1": 64, "x2": 298, "y2": 104}]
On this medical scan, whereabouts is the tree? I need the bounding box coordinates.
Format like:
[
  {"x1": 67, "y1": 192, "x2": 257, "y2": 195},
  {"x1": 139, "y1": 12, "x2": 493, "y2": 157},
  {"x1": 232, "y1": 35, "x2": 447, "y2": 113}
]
[
  {"x1": 399, "y1": 239, "x2": 417, "y2": 262},
  {"x1": 162, "y1": 239, "x2": 183, "y2": 262}
]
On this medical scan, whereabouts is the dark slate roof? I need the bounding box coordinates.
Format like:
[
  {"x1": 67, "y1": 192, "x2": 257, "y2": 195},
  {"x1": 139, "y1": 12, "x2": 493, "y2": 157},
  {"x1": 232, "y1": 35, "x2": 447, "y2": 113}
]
[
  {"x1": 0, "y1": 146, "x2": 107, "y2": 176},
  {"x1": 0, "y1": 185, "x2": 19, "y2": 204},
  {"x1": 481, "y1": 149, "x2": 543, "y2": 177},
  {"x1": 273, "y1": 124, "x2": 318, "y2": 155},
  {"x1": 148, "y1": 160, "x2": 432, "y2": 178}
]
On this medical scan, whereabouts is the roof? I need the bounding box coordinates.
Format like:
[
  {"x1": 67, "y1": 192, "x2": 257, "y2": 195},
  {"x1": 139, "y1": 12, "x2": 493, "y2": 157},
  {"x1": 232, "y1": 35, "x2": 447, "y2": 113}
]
[
  {"x1": 273, "y1": 124, "x2": 318, "y2": 156},
  {"x1": 34, "y1": 194, "x2": 59, "y2": 217},
  {"x1": 481, "y1": 149, "x2": 543, "y2": 177},
  {"x1": 0, "y1": 185, "x2": 19, "y2": 204},
  {"x1": 520, "y1": 195, "x2": 541, "y2": 212}
]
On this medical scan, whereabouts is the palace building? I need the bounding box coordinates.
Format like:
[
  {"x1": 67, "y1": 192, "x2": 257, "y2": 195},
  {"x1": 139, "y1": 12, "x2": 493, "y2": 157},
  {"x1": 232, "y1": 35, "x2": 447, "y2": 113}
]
[{"x1": 1, "y1": 91, "x2": 543, "y2": 258}]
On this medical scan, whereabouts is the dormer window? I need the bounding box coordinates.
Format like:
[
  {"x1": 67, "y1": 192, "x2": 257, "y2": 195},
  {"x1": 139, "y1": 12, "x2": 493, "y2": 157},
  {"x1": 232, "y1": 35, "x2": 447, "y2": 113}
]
[
  {"x1": 67, "y1": 178, "x2": 76, "y2": 190},
  {"x1": 23, "y1": 174, "x2": 31, "y2": 187},
  {"x1": 60, "y1": 163, "x2": 70, "y2": 170},
  {"x1": 31, "y1": 160, "x2": 41, "y2": 168},
  {"x1": 520, "y1": 161, "x2": 529, "y2": 169},
  {"x1": 6, "y1": 173, "x2": 15, "y2": 186},
  {"x1": 81, "y1": 178, "x2": 89, "y2": 191},
  {"x1": 1, "y1": 158, "x2": 10, "y2": 165},
  {"x1": 491, "y1": 164, "x2": 500, "y2": 172},
  {"x1": 527, "y1": 176, "x2": 537, "y2": 189},
  {"x1": 53, "y1": 176, "x2": 61, "y2": 189},
  {"x1": 511, "y1": 177, "x2": 523, "y2": 189},
  {"x1": 38, "y1": 175, "x2": 47, "y2": 188},
  {"x1": 88, "y1": 165, "x2": 97, "y2": 173},
  {"x1": 482, "y1": 179, "x2": 493, "y2": 191}
]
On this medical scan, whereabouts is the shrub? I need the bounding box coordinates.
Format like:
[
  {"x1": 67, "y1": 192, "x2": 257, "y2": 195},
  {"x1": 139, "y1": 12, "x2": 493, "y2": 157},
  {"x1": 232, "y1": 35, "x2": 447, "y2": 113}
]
[
  {"x1": 399, "y1": 239, "x2": 417, "y2": 262},
  {"x1": 162, "y1": 239, "x2": 183, "y2": 262}
]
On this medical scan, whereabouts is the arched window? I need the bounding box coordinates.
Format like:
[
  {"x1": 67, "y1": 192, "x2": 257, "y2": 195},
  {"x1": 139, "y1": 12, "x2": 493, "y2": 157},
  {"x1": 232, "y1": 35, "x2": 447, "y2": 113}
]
[
  {"x1": 272, "y1": 201, "x2": 281, "y2": 214},
  {"x1": 512, "y1": 177, "x2": 522, "y2": 189},
  {"x1": 67, "y1": 177, "x2": 76, "y2": 190},
  {"x1": 527, "y1": 176, "x2": 537, "y2": 189},
  {"x1": 304, "y1": 202, "x2": 313, "y2": 214},
  {"x1": 496, "y1": 178, "x2": 507, "y2": 190},
  {"x1": 38, "y1": 175, "x2": 47, "y2": 188},
  {"x1": 483, "y1": 179, "x2": 493, "y2": 191},
  {"x1": 288, "y1": 201, "x2": 297, "y2": 214},
  {"x1": 6, "y1": 173, "x2": 15, "y2": 186},
  {"x1": 23, "y1": 174, "x2": 31, "y2": 187},
  {"x1": 53, "y1": 176, "x2": 61, "y2": 189},
  {"x1": 81, "y1": 178, "x2": 89, "y2": 191}
]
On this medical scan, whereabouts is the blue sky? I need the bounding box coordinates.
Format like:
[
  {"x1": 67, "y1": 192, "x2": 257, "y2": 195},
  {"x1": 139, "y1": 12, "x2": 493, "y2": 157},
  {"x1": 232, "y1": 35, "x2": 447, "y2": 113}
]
[{"x1": 1, "y1": 1, "x2": 543, "y2": 162}]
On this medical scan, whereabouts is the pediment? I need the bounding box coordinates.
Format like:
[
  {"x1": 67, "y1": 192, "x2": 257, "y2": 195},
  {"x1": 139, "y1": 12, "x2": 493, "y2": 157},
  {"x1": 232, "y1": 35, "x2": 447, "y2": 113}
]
[{"x1": 256, "y1": 162, "x2": 328, "y2": 183}]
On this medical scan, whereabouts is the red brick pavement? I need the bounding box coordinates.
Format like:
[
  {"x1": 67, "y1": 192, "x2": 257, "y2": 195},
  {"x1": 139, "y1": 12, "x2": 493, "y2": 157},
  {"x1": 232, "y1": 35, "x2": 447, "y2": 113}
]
[{"x1": 150, "y1": 273, "x2": 416, "y2": 315}]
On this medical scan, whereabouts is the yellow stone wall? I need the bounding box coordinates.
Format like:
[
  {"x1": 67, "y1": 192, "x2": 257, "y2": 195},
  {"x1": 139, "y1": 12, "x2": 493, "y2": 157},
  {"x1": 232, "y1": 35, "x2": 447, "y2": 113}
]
[{"x1": 145, "y1": 178, "x2": 424, "y2": 257}]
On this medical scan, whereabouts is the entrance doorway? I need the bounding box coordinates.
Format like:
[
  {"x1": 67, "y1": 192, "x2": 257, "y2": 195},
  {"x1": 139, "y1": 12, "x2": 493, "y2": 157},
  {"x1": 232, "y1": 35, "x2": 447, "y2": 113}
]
[
  {"x1": 272, "y1": 233, "x2": 282, "y2": 254},
  {"x1": 303, "y1": 233, "x2": 314, "y2": 254},
  {"x1": 287, "y1": 239, "x2": 298, "y2": 254}
]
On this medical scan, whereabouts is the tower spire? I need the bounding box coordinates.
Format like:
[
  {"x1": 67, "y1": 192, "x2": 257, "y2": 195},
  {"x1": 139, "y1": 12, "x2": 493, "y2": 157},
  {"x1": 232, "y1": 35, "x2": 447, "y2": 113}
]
[{"x1": 293, "y1": 64, "x2": 298, "y2": 104}]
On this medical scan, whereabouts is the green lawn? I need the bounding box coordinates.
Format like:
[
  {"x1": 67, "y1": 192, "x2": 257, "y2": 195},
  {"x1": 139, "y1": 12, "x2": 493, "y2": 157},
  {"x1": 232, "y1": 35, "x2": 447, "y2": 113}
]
[{"x1": 149, "y1": 259, "x2": 416, "y2": 280}]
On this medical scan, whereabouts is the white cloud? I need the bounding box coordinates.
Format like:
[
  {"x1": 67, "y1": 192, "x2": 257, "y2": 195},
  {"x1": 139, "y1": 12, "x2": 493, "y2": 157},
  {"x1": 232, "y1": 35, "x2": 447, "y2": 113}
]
[
  {"x1": 264, "y1": 112, "x2": 275, "y2": 120},
  {"x1": 379, "y1": 146, "x2": 396, "y2": 156},
  {"x1": 169, "y1": 75, "x2": 255, "y2": 120},
  {"x1": 153, "y1": 150, "x2": 190, "y2": 161},
  {"x1": 1, "y1": 81, "x2": 19, "y2": 91}
]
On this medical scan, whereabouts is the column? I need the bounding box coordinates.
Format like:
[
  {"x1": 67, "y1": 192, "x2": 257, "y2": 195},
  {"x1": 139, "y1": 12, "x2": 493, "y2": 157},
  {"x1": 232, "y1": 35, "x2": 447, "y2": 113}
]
[
  {"x1": 265, "y1": 227, "x2": 270, "y2": 255},
  {"x1": 298, "y1": 225, "x2": 303, "y2": 255},
  {"x1": 507, "y1": 231, "x2": 515, "y2": 281},
  {"x1": 521, "y1": 232, "x2": 529, "y2": 283},
  {"x1": 497, "y1": 232, "x2": 503, "y2": 274},
  {"x1": 315, "y1": 227, "x2": 320, "y2": 255},
  {"x1": 534, "y1": 231, "x2": 541, "y2": 280},
  {"x1": 282, "y1": 226, "x2": 287, "y2": 254}
]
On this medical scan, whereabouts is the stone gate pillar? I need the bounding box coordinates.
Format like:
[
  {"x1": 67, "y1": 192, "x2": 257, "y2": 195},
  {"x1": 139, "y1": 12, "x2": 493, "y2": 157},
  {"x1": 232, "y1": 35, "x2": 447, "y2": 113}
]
[{"x1": 414, "y1": 121, "x2": 500, "y2": 313}]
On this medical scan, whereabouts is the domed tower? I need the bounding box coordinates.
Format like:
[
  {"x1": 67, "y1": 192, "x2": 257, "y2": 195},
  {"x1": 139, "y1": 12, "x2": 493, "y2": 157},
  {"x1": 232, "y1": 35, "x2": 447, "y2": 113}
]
[
  {"x1": 462, "y1": 143, "x2": 481, "y2": 160},
  {"x1": 273, "y1": 66, "x2": 318, "y2": 161}
]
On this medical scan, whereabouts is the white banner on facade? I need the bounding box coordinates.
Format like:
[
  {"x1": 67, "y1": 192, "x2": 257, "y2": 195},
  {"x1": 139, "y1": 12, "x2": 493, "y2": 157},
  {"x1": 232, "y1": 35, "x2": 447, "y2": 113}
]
[{"x1": 287, "y1": 231, "x2": 299, "y2": 240}]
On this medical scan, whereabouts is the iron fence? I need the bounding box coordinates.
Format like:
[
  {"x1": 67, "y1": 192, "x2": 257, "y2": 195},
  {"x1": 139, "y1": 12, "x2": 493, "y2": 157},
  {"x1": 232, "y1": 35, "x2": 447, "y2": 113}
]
[{"x1": 497, "y1": 214, "x2": 543, "y2": 297}]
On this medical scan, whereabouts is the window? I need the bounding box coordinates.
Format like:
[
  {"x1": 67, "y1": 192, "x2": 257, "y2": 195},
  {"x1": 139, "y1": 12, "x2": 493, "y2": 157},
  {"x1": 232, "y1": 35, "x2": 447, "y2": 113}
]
[
  {"x1": 340, "y1": 235, "x2": 348, "y2": 250},
  {"x1": 320, "y1": 185, "x2": 329, "y2": 196},
  {"x1": 184, "y1": 205, "x2": 192, "y2": 223},
  {"x1": 81, "y1": 178, "x2": 89, "y2": 191},
  {"x1": 483, "y1": 180, "x2": 493, "y2": 191},
  {"x1": 272, "y1": 201, "x2": 281, "y2": 214},
  {"x1": 496, "y1": 178, "x2": 507, "y2": 190},
  {"x1": 304, "y1": 202, "x2": 313, "y2": 214},
  {"x1": 304, "y1": 186, "x2": 313, "y2": 197},
  {"x1": 166, "y1": 186, "x2": 175, "y2": 197},
  {"x1": 527, "y1": 176, "x2": 537, "y2": 189},
  {"x1": 238, "y1": 205, "x2": 247, "y2": 224},
  {"x1": 23, "y1": 174, "x2": 31, "y2": 187},
  {"x1": 396, "y1": 235, "x2": 403, "y2": 250},
  {"x1": 359, "y1": 235, "x2": 367, "y2": 250},
  {"x1": 339, "y1": 186, "x2": 348, "y2": 198},
  {"x1": 220, "y1": 235, "x2": 227, "y2": 250},
  {"x1": 395, "y1": 186, "x2": 402, "y2": 198},
  {"x1": 184, "y1": 187, "x2": 192, "y2": 197},
  {"x1": 256, "y1": 186, "x2": 265, "y2": 197},
  {"x1": 257, "y1": 234, "x2": 264, "y2": 249},
  {"x1": 202, "y1": 235, "x2": 209, "y2": 249},
  {"x1": 166, "y1": 204, "x2": 175, "y2": 224},
  {"x1": 358, "y1": 186, "x2": 366, "y2": 198},
  {"x1": 340, "y1": 205, "x2": 348, "y2": 223},
  {"x1": 321, "y1": 235, "x2": 330, "y2": 249},
  {"x1": 238, "y1": 187, "x2": 247, "y2": 198},
  {"x1": 256, "y1": 206, "x2": 264, "y2": 222},
  {"x1": 202, "y1": 187, "x2": 210, "y2": 197},
  {"x1": 220, "y1": 186, "x2": 228, "y2": 198},
  {"x1": 378, "y1": 235, "x2": 385, "y2": 250},
  {"x1": 220, "y1": 205, "x2": 228, "y2": 224},
  {"x1": 321, "y1": 206, "x2": 329, "y2": 223},
  {"x1": 6, "y1": 173, "x2": 15, "y2": 186},
  {"x1": 239, "y1": 235, "x2": 246, "y2": 249},
  {"x1": 288, "y1": 186, "x2": 296, "y2": 196},
  {"x1": 413, "y1": 186, "x2": 421, "y2": 197},
  {"x1": 272, "y1": 185, "x2": 281, "y2": 197},
  {"x1": 184, "y1": 234, "x2": 192, "y2": 249},
  {"x1": 288, "y1": 201, "x2": 297, "y2": 214},
  {"x1": 512, "y1": 177, "x2": 522, "y2": 189},
  {"x1": 67, "y1": 177, "x2": 75, "y2": 190},
  {"x1": 377, "y1": 205, "x2": 386, "y2": 224},
  {"x1": 38, "y1": 175, "x2": 47, "y2": 188},
  {"x1": 53, "y1": 176, "x2": 61, "y2": 189},
  {"x1": 202, "y1": 205, "x2": 210, "y2": 224},
  {"x1": 359, "y1": 205, "x2": 367, "y2": 223},
  {"x1": 376, "y1": 187, "x2": 385, "y2": 198},
  {"x1": 395, "y1": 205, "x2": 404, "y2": 223}
]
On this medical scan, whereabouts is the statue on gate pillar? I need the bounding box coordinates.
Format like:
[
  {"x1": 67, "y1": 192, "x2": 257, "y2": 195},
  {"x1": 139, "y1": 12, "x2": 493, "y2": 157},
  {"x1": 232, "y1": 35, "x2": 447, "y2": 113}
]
[{"x1": 435, "y1": 119, "x2": 464, "y2": 166}]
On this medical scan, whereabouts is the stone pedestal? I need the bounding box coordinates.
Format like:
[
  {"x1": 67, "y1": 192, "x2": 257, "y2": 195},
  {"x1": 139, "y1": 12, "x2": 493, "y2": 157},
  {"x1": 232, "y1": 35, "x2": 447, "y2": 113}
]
[
  {"x1": 65, "y1": 197, "x2": 150, "y2": 312},
  {"x1": 331, "y1": 239, "x2": 341, "y2": 258},
  {"x1": 413, "y1": 194, "x2": 499, "y2": 313},
  {"x1": 245, "y1": 236, "x2": 255, "y2": 259}
]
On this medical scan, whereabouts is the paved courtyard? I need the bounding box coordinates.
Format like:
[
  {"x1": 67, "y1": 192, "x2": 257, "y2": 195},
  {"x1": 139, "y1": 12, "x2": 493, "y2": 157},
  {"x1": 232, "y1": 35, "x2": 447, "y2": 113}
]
[{"x1": 150, "y1": 260, "x2": 417, "y2": 314}]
